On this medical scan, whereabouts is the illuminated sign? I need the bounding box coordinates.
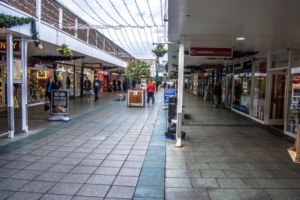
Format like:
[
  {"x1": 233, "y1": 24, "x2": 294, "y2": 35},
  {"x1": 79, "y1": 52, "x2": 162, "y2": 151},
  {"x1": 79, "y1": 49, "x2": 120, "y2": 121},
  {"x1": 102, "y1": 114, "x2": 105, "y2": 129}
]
[{"x1": 0, "y1": 40, "x2": 20, "y2": 51}]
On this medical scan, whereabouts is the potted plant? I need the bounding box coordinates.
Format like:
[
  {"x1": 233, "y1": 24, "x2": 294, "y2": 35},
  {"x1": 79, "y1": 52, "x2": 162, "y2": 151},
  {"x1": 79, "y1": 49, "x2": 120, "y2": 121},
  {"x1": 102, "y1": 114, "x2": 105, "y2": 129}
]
[
  {"x1": 57, "y1": 44, "x2": 73, "y2": 57},
  {"x1": 152, "y1": 44, "x2": 168, "y2": 57}
]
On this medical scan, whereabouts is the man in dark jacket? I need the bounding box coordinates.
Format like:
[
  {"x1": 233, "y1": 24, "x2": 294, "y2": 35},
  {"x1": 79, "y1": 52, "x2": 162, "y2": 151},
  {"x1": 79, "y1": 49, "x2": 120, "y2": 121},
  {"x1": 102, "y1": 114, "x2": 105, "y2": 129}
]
[
  {"x1": 118, "y1": 79, "x2": 121, "y2": 91},
  {"x1": 113, "y1": 78, "x2": 117, "y2": 92},
  {"x1": 123, "y1": 79, "x2": 127, "y2": 92},
  {"x1": 93, "y1": 79, "x2": 101, "y2": 102},
  {"x1": 84, "y1": 77, "x2": 92, "y2": 101},
  {"x1": 45, "y1": 77, "x2": 58, "y2": 106},
  {"x1": 211, "y1": 82, "x2": 222, "y2": 108},
  {"x1": 146, "y1": 81, "x2": 155, "y2": 104}
]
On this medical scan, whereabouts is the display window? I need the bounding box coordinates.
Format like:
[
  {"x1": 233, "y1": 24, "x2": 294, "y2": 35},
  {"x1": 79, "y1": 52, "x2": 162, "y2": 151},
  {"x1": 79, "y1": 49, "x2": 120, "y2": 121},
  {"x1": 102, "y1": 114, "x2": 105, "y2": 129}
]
[
  {"x1": 252, "y1": 58, "x2": 267, "y2": 121},
  {"x1": 75, "y1": 67, "x2": 81, "y2": 97},
  {"x1": 55, "y1": 65, "x2": 74, "y2": 96},
  {"x1": 83, "y1": 68, "x2": 95, "y2": 95}
]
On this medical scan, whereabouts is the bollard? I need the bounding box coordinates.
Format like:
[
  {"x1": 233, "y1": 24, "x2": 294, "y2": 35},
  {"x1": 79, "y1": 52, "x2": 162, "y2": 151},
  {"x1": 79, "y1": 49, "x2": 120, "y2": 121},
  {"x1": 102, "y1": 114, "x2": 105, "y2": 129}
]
[{"x1": 168, "y1": 96, "x2": 177, "y2": 122}]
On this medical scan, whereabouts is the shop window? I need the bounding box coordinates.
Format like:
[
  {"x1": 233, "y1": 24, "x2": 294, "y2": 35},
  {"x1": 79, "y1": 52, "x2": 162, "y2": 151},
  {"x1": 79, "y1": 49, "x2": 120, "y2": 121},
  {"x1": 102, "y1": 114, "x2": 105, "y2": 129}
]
[
  {"x1": 55, "y1": 65, "x2": 74, "y2": 96},
  {"x1": 271, "y1": 51, "x2": 289, "y2": 68},
  {"x1": 83, "y1": 68, "x2": 95, "y2": 95},
  {"x1": 252, "y1": 58, "x2": 267, "y2": 121}
]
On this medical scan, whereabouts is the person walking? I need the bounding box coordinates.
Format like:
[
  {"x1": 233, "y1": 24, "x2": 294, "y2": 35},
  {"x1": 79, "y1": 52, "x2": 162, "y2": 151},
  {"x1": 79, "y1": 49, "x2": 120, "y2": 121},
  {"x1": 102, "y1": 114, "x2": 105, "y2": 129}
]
[
  {"x1": 211, "y1": 82, "x2": 222, "y2": 108},
  {"x1": 45, "y1": 76, "x2": 58, "y2": 108},
  {"x1": 84, "y1": 77, "x2": 92, "y2": 101},
  {"x1": 113, "y1": 78, "x2": 117, "y2": 92},
  {"x1": 118, "y1": 79, "x2": 121, "y2": 91},
  {"x1": 132, "y1": 79, "x2": 136, "y2": 88},
  {"x1": 123, "y1": 79, "x2": 127, "y2": 92},
  {"x1": 146, "y1": 81, "x2": 155, "y2": 104},
  {"x1": 163, "y1": 81, "x2": 167, "y2": 89},
  {"x1": 184, "y1": 82, "x2": 187, "y2": 91},
  {"x1": 93, "y1": 79, "x2": 101, "y2": 102}
]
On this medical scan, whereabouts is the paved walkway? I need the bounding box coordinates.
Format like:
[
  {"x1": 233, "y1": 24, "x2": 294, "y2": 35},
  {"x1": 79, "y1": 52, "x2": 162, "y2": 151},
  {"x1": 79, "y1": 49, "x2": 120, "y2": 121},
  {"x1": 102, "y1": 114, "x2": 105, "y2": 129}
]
[
  {"x1": 165, "y1": 91, "x2": 299, "y2": 200},
  {"x1": 0, "y1": 91, "x2": 166, "y2": 199}
]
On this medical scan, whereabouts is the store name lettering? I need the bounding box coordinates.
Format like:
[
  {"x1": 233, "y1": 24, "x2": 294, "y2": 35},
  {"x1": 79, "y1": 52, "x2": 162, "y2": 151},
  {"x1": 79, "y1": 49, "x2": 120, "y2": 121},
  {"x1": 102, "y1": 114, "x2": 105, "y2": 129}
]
[
  {"x1": 0, "y1": 41, "x2": 20, "y2": 51},
  {"x1": 1, "y1": 54, "x2": 21, "y2": 62}
]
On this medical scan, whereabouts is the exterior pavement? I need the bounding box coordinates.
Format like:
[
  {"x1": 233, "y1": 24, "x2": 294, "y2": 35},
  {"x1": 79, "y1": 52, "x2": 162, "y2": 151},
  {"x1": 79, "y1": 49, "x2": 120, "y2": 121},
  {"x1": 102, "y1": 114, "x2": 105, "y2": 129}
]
[{"x1": 165, "y1": 91, "x2": 299, "y2": 200}]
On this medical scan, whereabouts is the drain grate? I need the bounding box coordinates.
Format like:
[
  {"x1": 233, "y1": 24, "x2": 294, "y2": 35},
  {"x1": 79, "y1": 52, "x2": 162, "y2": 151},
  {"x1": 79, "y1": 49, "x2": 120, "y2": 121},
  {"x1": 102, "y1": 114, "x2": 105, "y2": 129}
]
[{"x1": 91, "y1": 136, "x2": 107, "y2": 140}]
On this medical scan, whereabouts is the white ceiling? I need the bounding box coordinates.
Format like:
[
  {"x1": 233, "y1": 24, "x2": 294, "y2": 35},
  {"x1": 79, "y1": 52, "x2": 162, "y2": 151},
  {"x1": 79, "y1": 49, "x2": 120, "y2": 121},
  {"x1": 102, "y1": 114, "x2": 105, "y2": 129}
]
[{"x1": 168, "y1": 0, "x2": 300, "y2": 68}]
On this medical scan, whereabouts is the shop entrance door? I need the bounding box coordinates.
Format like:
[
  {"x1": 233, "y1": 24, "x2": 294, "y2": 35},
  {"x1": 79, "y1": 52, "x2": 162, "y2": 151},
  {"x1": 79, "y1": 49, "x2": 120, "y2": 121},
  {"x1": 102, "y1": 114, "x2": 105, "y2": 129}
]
[
  {"x1": 0, "y1": 66, "x2": 6, "y2": 107},
  {"x1": 226, "y1": 75, "x2": 233, "y2": 107},
  {"x1": 267, "y1": 72, "x2": 287, "y2": 125}
]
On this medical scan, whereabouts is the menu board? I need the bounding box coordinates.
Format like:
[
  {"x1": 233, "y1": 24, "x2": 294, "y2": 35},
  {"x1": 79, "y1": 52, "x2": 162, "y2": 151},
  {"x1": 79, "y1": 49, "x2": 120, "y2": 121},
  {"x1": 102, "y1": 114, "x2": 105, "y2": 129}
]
[{"x1": 51, "y1": 90, "x2": 69, "y2": 115}]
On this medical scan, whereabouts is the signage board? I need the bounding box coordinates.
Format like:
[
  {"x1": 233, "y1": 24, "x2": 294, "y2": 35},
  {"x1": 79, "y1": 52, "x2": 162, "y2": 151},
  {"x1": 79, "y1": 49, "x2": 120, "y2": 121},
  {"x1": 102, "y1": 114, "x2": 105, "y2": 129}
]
[
  {"x1": 0, "y1": 40, "x2": 20, "y2": 51},
  {"x1": 201, "y1": 64, "x2": 224, "y2": 69},
  {"x1": 51, "y1": 90, "x2": 69, "y2": 115},
  {"x1": 234, "y1": 61, "x2": 252, "y2": 74},
  {"x1": 190, "y1": 47, "x2": 232, "y2": 58},
  {"x1": 164, "y1": 89, "x2": 176, "y2": 104},
  {"x1": 27, "y1": 58, "x2": 57, "y2": 69},
  {"x1": 14, "y1": 60, "x2": 22, "y2": 83},
  {"x1": 226, "y1": 65, "x2": 233, "y2": 74},
  {"x1": 83, "y1": 63, "x2": 102, "y2": 68}
]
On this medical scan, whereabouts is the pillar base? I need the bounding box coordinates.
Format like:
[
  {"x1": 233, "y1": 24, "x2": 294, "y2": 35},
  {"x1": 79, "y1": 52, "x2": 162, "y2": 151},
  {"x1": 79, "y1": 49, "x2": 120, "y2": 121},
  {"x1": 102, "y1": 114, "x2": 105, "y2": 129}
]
[{"x1": 175, "y1": 138, "x2": 182, "y2": 148}]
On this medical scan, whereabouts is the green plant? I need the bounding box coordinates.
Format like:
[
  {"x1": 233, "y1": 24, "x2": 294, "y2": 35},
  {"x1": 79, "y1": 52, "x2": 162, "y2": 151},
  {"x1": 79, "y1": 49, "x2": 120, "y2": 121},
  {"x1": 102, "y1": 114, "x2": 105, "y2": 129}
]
[
  {"x1": 57, "y1": 43, "x2": 73, "y2": 57},
  {"x1": 0, "y1": 14, "x2": 41, "y2": 48},
  {"x1": 125, "y1": 60, "x2": 151, "y2": 88},
  {"x1": 152, "y1": 44, "x2": 168, "y2": 53}
]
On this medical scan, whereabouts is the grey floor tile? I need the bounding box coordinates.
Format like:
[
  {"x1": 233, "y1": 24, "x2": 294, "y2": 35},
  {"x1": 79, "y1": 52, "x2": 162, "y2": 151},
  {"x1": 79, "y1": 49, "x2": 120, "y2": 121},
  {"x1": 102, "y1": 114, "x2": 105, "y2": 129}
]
[
  {"x1": 201, "y1": 170, "x2": 227, "y2": 178},
  {"x1": 40, "y1": 194, "x2": 73, "y2": 200},
  {"x1": 10, "y1": 169, "x2": 42, "y2": 180},
  {"x1": 100, "y1": 160, "x2": 124, "y2": 168},
  {"x1": 123, "y1": 161, "x2": 144, "y2": 168},
  {"x1": 2, "y1": 160, "x2": 32, "y2": 169},
  {"x1": 48, "y1": 183, "x2": 82, "y2": 195},
  {"x1": 107, "y1": 186, "x2": 135, "y2": 199},
  {"x1": 166, "y1": 169, "x2": 201, "y2": 178},
  {"x1": 58, "y1": 158, "x2": 82, "y2": 165},
  {"x1": 86, "y1": 175, "x2": 116, "y2": 185},
  {"x1": 106, "y1": 154, "x2": 128, "y2": 161},
  {"x1": 265, "y1": 189, "x2": 300, "y2": 200},
  {"x1": 208, "y1": 189, "x2": 242, "y2": 200},
  {"x1": 20, "y1": 181, "x2": 56, "y2": 193},
  {"x1": 70, "y1": 166, "x2": 97, "y2": 174},
  {"x1": 271, "y1": 179, "x2": 300, "y2": 189},
  {"x1": 165, "y1": 188, "x2": 210, "y2": 200},
  {"x1": 60, "y1": 173, "x2": 90, "y2": 183},
  {"x1": 191, "y1": 178, "x2": 220, "y2": 188},
  {"x1": 187, "y1": 162, "x2": 210, "y2": 170},
  {"x1": 37, "y1": 156, "x2": 62, "y2": 164},
  {"x1": 73, "y1": 197, "x2": 103, "y2": 200},
  {"x1": 118, "y1": 168, "x2": 141, "y2": 176},
  {"x1": 47, "y1": 164, "x2": 74, "y2": 173},
  {"x1": 249, "y1": 170, "x2": 277, "y2": 178},
  {"x1": 0, "y1": 168, "x2": 21, "y2": 178},
  {"x1": 77, "y1": 184, "x2": 110, "y2": 197},
  {"x1": 86, "y1": 154, "x2": 108, "y2": 160},
  {"x1": 25, "y1": 163, "x2": 53, "y2": 171},
  {"x1": 217, "y1": 179, "x2": 247, "y2": 188},
  {"x1": 242, "y1": 179, "x2": 276, "y2": 189},
  {"x1": 0, "y1": 179, "x2": 29, "y2": 191},
  {"x1": 113, "y1": 176, "x2": 138, "y2": 186},
  {"x1": 7, "y1": 192, "x2": 43, "y2": 200},
  {"x1": 0, "y1": 191, "x2": 14, "y2": 200},
  {"x1": 236, "y1": 189, "x2": 272, "y2": 200},
  {"x1": 127, "y1": 155, "x2": 146, "y2": 162},
  {"x1": 224, "y1": 170, "x2": 252, "y2": 178},
  {"x1": 94, "y1": 167, "x2": 120, "y2": 175},
  {"x1": 35, "y1": 171, "x2": 66, "y2": 182},
  {"x1": 165, "y1": 178, "x2": 192, "y2": 188}
]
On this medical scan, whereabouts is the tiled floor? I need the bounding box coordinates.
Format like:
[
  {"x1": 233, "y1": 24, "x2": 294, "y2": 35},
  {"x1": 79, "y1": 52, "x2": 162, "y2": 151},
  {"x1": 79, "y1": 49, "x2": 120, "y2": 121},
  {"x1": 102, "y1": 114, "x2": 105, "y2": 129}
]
[
  {"x1": 165, "y1": 91, "x2": 300, "y2": 200},
  {"x1": 0, "y1": 91, "x2": 166, "y2": 199}
]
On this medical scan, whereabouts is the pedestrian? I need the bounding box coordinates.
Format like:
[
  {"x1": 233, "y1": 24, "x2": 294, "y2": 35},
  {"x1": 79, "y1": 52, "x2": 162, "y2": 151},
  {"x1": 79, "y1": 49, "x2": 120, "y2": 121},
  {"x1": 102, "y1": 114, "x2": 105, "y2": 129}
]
[
  {"x1": 163, "y1": 81, "x2": 167, "y2": 89},
  {"x1": 132, "y1": 79, "x2": 136, "y2": 88},
  {"x1": 171, "y1": 83, "x2": 175, "y2": 89},
  {"x1": 66, "y1": 77, "x2": 71, "y2": 89},
  {"x1": 83, "y1": 76, "x2": 92, "y2": 101},
  {"x1": 45, "y1": 76, "x2": 58, "y2": 108},
  {"x1": 113, "y1": 78, "x2": 117, "y2": 92},
  {"x1": 123, "y1": 79, "x2": 127, "y2": 92},
  {"x1": 118, "y1": 79, "x2": 121, "y2": 91},
  {"x1": 184, "y1": 82, "x2": 187, "y2": 91},
  {"x1": 93, "y1": 79, "x2": 101, "y2": 102},
  {"x1": 146, "y1": 81, "x2": 155, "y2": 104},
  {"x1": 211, "y1": 82, "x2": 222, "y2": 108}
]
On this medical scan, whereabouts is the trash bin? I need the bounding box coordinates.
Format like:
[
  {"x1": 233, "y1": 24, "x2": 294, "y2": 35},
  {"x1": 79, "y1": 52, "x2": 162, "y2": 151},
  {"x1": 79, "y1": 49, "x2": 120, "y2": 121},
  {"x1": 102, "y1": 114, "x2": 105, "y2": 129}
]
[{"x1": 168, "y1": 96, "x2": 177, "y2": 122}]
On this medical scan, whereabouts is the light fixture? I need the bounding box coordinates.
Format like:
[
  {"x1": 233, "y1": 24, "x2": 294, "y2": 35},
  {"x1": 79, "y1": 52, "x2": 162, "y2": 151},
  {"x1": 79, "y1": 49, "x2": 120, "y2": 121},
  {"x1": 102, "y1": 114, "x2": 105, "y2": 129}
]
[
  {"x1": 186, "y1": 15, "x2": 190, "y2": 17},
  {"x1": 236, "y1": 37, "x2": 245, "y2": 41}
]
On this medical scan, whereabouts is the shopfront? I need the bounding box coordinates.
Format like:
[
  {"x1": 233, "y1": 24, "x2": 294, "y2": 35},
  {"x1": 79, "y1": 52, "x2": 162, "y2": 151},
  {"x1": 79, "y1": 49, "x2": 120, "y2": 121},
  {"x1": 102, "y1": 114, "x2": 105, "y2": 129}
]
[
  {"x1": 55, "y1": 64, "x2": 75, "y2": 97},
  {"x1": 95, "y1": 69, "x2": 109, "y2": 92},
  {"x1": 225, "y1": 65, "x2": 234, "y2": 108},
  {"x1": 82, "y1": 63, "x2": 102, "y2": 96}
]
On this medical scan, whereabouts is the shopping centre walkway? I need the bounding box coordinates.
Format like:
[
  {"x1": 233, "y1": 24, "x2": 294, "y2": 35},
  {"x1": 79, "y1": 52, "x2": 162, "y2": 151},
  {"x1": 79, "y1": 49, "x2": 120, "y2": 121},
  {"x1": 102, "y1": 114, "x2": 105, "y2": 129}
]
[{"x1": 0, "y1": 90, "x2": 299, "y2": 200}]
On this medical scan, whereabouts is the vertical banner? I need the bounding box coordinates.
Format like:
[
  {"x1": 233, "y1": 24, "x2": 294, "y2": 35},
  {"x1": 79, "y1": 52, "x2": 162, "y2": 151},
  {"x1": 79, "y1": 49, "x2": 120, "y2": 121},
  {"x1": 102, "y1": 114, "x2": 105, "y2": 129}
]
[
  {"x1": 164, "y1": 89, "x2": 176, "y2": 105},
  {"x1": 51, "y1": 90, "x2": 69, "y2": 115}
]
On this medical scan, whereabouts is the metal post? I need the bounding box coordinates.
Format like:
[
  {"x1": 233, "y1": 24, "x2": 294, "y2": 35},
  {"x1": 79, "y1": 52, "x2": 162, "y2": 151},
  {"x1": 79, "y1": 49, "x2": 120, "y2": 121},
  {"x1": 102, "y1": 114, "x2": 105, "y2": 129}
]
[
  {"x1": 284, "y1": 50, "x2": 292, "y2": 132},
  {"x1": 175, "y1": 35, "x2": 184, "y2": 148},
  {"x1": 21, "y1": 40, "x2": 28, "y2": 133},
  {"x1": 6, "y1": 33, "x2": 14, "y2": 138}
]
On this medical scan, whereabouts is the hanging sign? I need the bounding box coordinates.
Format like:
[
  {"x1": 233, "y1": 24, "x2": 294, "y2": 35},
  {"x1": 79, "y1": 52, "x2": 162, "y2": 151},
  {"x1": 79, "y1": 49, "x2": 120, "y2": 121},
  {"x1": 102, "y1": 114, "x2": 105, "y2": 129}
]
[
  {"x1": 226, "y1": 65, "x2": 233, "y2": 74},
  {"x1": 27, "y1": 58, "x2": 57, "y2": 69},
  {"x1": 51, "y1": 90, "x2": 69, "y2": 115},
  {"x1": 83, "y1": 63, "x2": 102, "y2": 68},
  {"x1": 0, "y1": 40, "x2": 20, "y2": 51},
  {"x1": 190, "y1": 47, "x2": 232, "y2": 58}
]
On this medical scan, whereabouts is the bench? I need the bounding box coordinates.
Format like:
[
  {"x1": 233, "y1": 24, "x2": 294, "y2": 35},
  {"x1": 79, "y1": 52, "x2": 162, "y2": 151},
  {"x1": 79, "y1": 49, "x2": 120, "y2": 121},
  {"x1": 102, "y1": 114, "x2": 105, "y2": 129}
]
[{"x1": 117, "y1": 93, "x2": 128, "y2": 101}]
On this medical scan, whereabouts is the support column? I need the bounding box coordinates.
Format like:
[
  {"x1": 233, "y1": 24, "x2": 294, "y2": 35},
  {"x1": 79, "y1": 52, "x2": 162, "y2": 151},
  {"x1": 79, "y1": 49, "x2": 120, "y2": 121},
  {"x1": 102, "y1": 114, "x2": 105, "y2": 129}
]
[
  {"x1": 175, "y1": 35, "x2": 184, "y2": 147},
  {"x1": 21, "y1": 40, "x2": 28, "y2": 133},
  {"x1": 6, "y1": 33, "x2": 14, "y2": 138}
]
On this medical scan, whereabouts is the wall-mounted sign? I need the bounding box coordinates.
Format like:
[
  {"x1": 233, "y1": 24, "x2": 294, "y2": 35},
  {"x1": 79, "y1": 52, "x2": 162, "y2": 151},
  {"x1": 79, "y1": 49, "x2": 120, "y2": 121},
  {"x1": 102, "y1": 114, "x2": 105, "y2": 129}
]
[
  {"x1": 27, "y1": 58, "x2": 57, "y2": 69},
  {"x1": 95, "y1": 69, "x2": 109, "y2": 75},
  {"x1": 190, "y1": 47, "x2": 232, "y2": 58},
  {"x1": 0, "y1": 53, "x2": 21, "y2": 62},
  {"x1": 0, "y1": 40, "x2": 20, "y2": 51},
  {"x1": 201, "y1": 64, "x2": 224, "y2": 69},
  {"x1": 234, "y1": 61, "x2": 252, "y2": 74},
  {"x1": 83, "y1": 63, "x2": 102, "y2": 68},
  {"x1": 226, "y1": 65, "x2": 233, "y2": 74}
]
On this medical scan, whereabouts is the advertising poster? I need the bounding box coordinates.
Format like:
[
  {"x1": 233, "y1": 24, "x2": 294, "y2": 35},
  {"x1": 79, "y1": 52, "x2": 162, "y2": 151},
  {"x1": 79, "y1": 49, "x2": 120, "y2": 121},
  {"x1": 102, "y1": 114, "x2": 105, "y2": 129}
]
[
  {"x1": 51, "y1": 90, "x2": 69, "y2": 115},
  {"x1": 14, "y1": 60, "x2": 22, "y2": 83},
  {"x1": 164, "y1": 89, "x2": 176, "y2": 104}
]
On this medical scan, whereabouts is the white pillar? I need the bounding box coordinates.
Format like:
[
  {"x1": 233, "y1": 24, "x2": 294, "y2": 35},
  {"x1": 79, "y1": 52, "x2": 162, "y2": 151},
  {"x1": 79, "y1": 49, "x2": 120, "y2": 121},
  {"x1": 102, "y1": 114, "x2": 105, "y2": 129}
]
[
  {"x1": 6, "y1": 33, "x2": 14, "y2": 138},
  {"x1": 175, "y1": 35, "x2": 184, "y2": 147},
  {"x1": 21, "y1": 40, "x2": 28, "y2": 133}
]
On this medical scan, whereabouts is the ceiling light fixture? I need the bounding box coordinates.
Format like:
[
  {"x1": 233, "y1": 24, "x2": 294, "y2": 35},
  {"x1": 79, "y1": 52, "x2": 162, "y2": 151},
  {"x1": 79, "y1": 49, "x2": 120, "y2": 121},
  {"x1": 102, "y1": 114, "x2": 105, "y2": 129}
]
[
  {"x1": 186, "y1": 15, "x2": 190, "y2": 17},
  {"x1": 236, "y1": 37, "x2": 245, "y2": 41}
]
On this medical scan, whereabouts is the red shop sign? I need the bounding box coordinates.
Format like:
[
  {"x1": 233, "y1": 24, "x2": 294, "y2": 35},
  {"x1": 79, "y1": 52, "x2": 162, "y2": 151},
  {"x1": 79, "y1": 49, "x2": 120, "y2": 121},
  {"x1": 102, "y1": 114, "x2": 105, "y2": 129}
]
[
  {"x1": 190, "y1": 47, "x2": 232, "y2": 58},
  {"x1": 293, "y1": 75, "x2": 300, "y2": 84},
  {"x1": 0, "y1": 40, "x2": 20, "y2": 51},
  {"x1": 95, "y1": 69, "x2": 109, "y2": 75}
]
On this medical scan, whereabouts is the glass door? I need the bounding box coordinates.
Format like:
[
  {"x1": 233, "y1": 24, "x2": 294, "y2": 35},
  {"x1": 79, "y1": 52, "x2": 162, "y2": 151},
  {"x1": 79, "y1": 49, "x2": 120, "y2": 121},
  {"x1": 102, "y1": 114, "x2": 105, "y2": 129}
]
[
  {"x1": 268, "y1": 72, "x2": 287, "y2": 125},
  {"x1": 226, "y1": 75, "x2": 233, "y2": 107}
]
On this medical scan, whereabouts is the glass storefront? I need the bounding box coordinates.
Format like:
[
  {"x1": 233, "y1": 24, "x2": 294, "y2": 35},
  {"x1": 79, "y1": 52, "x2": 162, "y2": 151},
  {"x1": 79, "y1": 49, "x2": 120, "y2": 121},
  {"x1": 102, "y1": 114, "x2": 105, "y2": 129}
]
[
  {"x1": 252, "y1": 58, "x2": 267, "y2": 121},
  {"x1": 83, "y1": 68, "x2": 95, "y2": 95},
  {"x1": 226, "y1": 75, "x2": 233, "y2": 107},
  {"x1": 232, "y1": 61, "x2": 252, "y2": 115},
  {"x1": 75, "y1": 67, "x2": 81, "y2": 97},
  {"x1": 55, "y1": 64, "x2": 74, "y2": 96}
]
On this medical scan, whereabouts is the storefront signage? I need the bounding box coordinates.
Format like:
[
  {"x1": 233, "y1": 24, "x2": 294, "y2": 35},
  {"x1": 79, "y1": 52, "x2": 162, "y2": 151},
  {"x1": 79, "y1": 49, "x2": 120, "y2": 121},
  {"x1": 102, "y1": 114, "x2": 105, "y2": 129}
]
[
  {"x1": 51, "y1": 90, "x2": 69, "y2": 115},
  {"x1": 27, "y1": 58, "x2": 57, "y2": 69},
  {"x1": 234, "y1": 61, "x2": 252, "y2": 74},
  {"x1": 95, "y1": 69, "x2": 109, "y2": 75},
  {"x1": 164, "y1": 89, "x2": 176, "y2": 105},
  {"x1": 0, "y1": 53, "x2": 21, "y2": 62},
  {"x1": 0, "y1": 40, "x2": 20, "y2": 51},
  {"x1": 116, "y1": 70, "x2": 125, "y2": 74},
  {"x1": 201, "y1": 64, "x2": 224, "y2": 69},
  {"x1": 190, "y1": 47, "x2": 232, "y2": 58},
  {"x1": 293, "y1": 75, "x2": 300, "y2": 84},
  {"x1": 226, "y1": 65, "x2": 233, "y2": 74},
  {"x1": 83, "y1": 63, "x2": 102, "y2": 68}
]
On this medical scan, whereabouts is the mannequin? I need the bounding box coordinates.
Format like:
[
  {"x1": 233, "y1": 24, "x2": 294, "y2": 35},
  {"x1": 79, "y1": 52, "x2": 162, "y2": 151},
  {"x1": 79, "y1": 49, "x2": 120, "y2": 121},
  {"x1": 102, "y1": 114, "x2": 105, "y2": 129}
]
[{"x1": 57, "y1": 72, "x2": 63, "y2": 89}]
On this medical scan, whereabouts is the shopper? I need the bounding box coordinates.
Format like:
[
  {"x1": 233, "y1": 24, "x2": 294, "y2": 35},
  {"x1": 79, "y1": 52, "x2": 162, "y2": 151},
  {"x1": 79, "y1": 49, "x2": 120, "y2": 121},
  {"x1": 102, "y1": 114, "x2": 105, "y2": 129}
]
[
  {"x1": 163, "y1": 81, "x2": 167, "y2": 89},
  {"x1": 184, "y1": 82, "x2": 187, "y2": 91},
  {"x1": 84, "y1": 77, "x2": 92, "y2": 101},
  {"x1": 93, "y1": 79, "x2": 101, "y2": 102},
  {"x1": 146, "y1": 81, "x2": 155, "y2": 104},
  {"x1": 45, "y1": 76, "x2": 58, "y2": 106},
  {"x1": 66, "y1": 77, "x2": 71, "y2": 89},
  {"x1": 123, "y1": 79, "x2": 127, "y2": 92},
  {"x1": 211, "y1": 82, "x2": 222, "y2": 108},
  {"x1": 132, "y1": 79, "x2": 136, "y2": 88},
  {"x1": 113, "y1": 78, "x2": 117, "y2": 92},
  {"x1": 118, "y1": 79, "x2": 121, "y2": 91}
]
